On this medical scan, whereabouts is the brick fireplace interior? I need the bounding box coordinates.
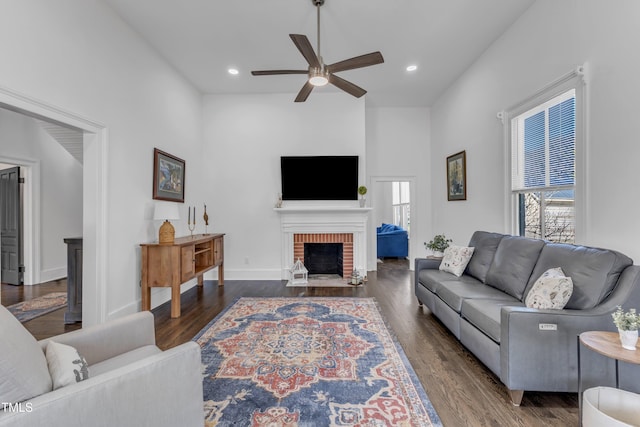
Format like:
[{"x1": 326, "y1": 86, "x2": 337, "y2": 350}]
[{"x1": 293, "y1": 233, "x2": 353, "y2": 278}]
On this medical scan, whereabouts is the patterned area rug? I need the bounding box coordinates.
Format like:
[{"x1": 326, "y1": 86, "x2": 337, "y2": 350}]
[
  {"x1": 7, "y1": 292, "x2": 67, "y2": 323},
  {"x1": 194, "y1": 297, "x2": 442, "y2": 426}
]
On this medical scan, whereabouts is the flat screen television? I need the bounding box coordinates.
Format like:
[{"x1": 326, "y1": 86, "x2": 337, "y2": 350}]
[{"x1": 280, "y1": 156, "x2": 358, "y2": 201}]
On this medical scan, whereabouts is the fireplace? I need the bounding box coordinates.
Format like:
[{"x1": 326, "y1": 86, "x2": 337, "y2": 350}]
[
  {"x1": 276, "y1": 206, "x2": 369, "y2": 280},
  {"x1": 304, "y1": 243, "x2": 343, "y2": 276},
  {"x1": 294, "y1": 233, "x2": 353, "y2": 278}
]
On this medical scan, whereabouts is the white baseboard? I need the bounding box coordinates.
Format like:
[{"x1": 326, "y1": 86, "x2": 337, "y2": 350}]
[
  {"x1": 215, "y1": 268, "x2": 282, "y2": 281},
  {"x1": 107, "y1": 300, "x2": 138, "y2": 321},
  {"x1": 39, "y1": 266, "x2": 66, "y2": 283}
]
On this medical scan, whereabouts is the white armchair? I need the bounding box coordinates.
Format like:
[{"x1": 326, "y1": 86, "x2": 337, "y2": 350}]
[{"x1": 0, "y1": 306, "x2": 203, "y2": 427}]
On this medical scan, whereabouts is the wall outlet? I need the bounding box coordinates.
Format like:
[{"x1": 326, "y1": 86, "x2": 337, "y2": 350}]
[{"x1": 539, "y1": 323, "x2": 558, "y2": 331}]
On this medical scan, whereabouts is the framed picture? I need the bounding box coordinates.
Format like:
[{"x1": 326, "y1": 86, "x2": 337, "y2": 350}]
[
  {"x1": 446, "y1": 150, "x2": 466, "y2": 201},
  {"x1": 153, "y1": 148, "x2": 185, "y2": 202}
]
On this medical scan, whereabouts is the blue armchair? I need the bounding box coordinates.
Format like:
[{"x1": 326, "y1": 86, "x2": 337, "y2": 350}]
[{"x1": 376, "y1": 223, "x2": 408, "y2": 258}]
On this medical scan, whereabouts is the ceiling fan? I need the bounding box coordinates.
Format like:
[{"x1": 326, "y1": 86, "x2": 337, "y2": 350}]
[{"x1": 251, "y1": 0, "x2": 384, "y2": 102}]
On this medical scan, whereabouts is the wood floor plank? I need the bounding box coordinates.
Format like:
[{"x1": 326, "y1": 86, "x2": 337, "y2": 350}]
[{"x1": 4, "y1": 259, "x2": 578, "y2": 426}]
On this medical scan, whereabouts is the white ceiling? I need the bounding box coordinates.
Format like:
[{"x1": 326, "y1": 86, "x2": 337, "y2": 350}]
[{"x1": 102, "y1": 0, "x2": 535, "y2": 107}]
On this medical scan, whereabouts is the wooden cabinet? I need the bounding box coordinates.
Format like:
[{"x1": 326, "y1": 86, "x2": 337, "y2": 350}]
[{"x1": 140, "y1": 233, "x2": 224, "y2": 318}]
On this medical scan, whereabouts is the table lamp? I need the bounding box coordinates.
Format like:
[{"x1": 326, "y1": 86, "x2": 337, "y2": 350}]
[{"x1": 153, "y1": 202, "x2": 180, "y2": 244}]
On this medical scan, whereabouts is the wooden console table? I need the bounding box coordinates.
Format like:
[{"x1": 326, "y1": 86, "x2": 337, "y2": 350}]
[{"x1": 140, "y1": 233, "x2": 224, "y2": 318}]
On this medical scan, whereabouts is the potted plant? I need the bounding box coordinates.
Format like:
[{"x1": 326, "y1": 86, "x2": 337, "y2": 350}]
[
  {"x1": 358, "y1": 186, "x2": 367, "y2": 207},
  {"x1": 424, "y1": 234, "x2": 452, "y2": 258},
  {"x1": 612, "y1": 306, "x2": 640, "y2": 350}
]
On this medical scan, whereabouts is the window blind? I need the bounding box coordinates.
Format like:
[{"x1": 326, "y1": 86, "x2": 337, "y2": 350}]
[{"x1": 512, "y1": 90, "x2": 575, "y2": 191}]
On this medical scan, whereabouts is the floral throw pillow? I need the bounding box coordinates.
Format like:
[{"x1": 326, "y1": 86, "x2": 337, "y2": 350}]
[
  {"x1": 525, "y1": 267, "x2": 573, "y2": 310},
  {"x1": 45, "y1": 341, "x2": 90, "y2": 390},
  {"x1": 439, "y1": 245, "x2": 475, "y2": 277}
]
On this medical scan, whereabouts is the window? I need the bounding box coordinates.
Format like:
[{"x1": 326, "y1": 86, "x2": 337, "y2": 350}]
[
  {"x1": 512, "y1": 90, "x2": 576, "y2": 242},
  {"x1": 392, "y1": 181, "x2": 410, "y2": 233},
  {"x1": 508, "y1": 70, "x2": 584, "y2": 243}
]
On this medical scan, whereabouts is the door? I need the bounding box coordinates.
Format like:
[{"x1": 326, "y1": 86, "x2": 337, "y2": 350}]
[{"x1": 1, "y1": 166, "x2": 22, "y2": 285}]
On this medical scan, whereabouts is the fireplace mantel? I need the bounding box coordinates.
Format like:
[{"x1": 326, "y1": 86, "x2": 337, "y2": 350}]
[
  {"x1": 274, "y1": 207, "x2": 372, "y2": 214},
  {"x1": 276, "y1": 206, "x2": 370, "y2": 280}
]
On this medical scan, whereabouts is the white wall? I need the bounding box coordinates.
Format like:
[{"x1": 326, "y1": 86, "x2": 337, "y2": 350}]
[
  {"x1": 431, "y1": 0, "x2": 640, "y2": 261},
  {"x1": 0, "y1": 109, "x2": 83, "y2": 282},
  {"x1": 202, "y1": 93, "x2": 366, "y2": 279},
  {"x1": 372, "y1": 182, "x2": 394, "y2": 227},
  {"x1": 0, "y1": 0, "x2": 203, "y2": 319},
  {"x1": 366, "y1": 107, "x2": 431, "y2": 268}
]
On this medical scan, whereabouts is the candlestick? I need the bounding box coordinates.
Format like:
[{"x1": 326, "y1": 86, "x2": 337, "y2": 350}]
[
  {"x1": 194, "y1": 206, "x2": 196, "y2": 225},
  {"x1": 188, "y1": 206, "x2": 191, "y2": 225}
]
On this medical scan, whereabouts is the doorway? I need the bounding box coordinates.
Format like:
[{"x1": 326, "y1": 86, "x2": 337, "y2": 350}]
[
  {"x1": 0, "y1": 86, "x2": 108, "y2": 326},
  {"x1": 368, "y1": 176, "x2": 417, "y2": 271},
  {"x1": 0, "y1": 165, "x2": 22, "y2": 285}
]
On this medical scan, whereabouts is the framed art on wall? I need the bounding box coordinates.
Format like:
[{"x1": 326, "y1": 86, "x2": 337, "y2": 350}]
[
  {"x1": 153, "y1": 148, "x2": 185, "y2": 202},
  {"x1": 446, "y1": 150, "x2": 466, "y2": 201}
]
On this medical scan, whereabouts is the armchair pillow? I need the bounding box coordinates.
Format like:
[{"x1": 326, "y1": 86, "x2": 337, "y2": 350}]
[
  {"x1": 45, "y1": 341, "x2": 90, "y2": 390},
  {"x1": 0, "y1": 305, "x2": 52, "y2": 403}
]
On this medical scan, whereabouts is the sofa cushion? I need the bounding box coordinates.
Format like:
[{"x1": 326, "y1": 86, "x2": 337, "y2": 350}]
[
  {"x1": 0, "y1": 305, "x2": 53, "y2": 403},
  {"x1": 525, "y1": 243, "x2": 633, "y2": 309},
  {"x1": 465, "y1": 231, "x2": 505, "y2": 283},
  {"x1": 418, "y1": 269, "x2": 481, "y2": 293},
  {"x1": 524, "y1": 267, "x2": 573, "y2": 310},
  {"x1": 485, "y1": 236, "x2": 545, "y2": 300},
  {"x1": 439, "y1": 245, "x2": 475, "y2": 277},
  {"x1": 461, "y1": 299, "x2": 524, "y2": 343},
  {"x1": 437, "y1": 281, "x2": 518, "y2": 313},
  {"x1": 45, "y1": 341, "x2": 90, "y2": 390}
]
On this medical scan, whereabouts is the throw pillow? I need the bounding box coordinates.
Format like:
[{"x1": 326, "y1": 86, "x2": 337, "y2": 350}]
[
  {"x1": 525, "y1": 267, "x2": 573, "y2": 310},
  {"x1": 0, "y1": 304, "x2": 53, "y2": 403},
  {"x1": 45, "y1": 341, "x2": 90, "y2": 390},
  {"x1": 439, "y1": 245, "x2": 475, "y2": 277}
]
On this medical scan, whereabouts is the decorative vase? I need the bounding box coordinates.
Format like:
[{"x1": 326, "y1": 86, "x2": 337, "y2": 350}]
[
  {"x1": 359, "y1": 197, "x2": 366, "y2": 207},
  {"x1": 618, "y1": 328, "x2": 638, "y2": 350}
]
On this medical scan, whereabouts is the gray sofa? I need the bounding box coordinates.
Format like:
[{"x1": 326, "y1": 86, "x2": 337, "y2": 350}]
[
  {"x1": 0, "y1": 308, "x2": 204, "y2": 427},
  {"x1": 415, "y1": 231, "x2": 640, "y2": 405}
]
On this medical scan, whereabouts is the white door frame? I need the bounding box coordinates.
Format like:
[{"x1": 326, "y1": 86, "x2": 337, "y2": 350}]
[
  {"x1": 368, "y1": 175, "x2": 417, "y2": 271},
  {"x1": 0, "y1": 85, "x2": 109, "y2": 326}
]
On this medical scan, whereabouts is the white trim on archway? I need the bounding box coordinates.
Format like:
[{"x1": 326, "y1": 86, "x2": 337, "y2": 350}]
[{"x1": 0, "y1": 85, "x2": 109, "y2": 326}]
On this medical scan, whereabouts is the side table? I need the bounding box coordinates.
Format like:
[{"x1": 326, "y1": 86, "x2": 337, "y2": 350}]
[{"x1": 577, "y1": 331, "x2": 640, "y2": 424}]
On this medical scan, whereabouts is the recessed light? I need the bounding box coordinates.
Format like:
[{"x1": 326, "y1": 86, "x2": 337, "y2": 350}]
[
  {"x1": 228, "y1": 68, "x2": 239, "y2": 75},
  {"x1": 406, "y1": 65, "x2": 418, "y2": 72}
]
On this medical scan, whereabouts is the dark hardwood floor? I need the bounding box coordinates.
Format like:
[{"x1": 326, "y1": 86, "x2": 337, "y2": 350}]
[
  {"x1": 5, "y1": 259, "x2": 578, "y2": 426},
  {"x1": 1, "y1": 279, "x2": 81, "y2": 340}
]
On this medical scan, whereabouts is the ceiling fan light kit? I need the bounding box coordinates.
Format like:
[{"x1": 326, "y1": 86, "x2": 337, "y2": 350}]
[
  {"x1": 251, "y1": 0, "x2": 384, "y2": 102},
  {"x1": 309, "y1": 69, "x2": 329, "y2": 86}
]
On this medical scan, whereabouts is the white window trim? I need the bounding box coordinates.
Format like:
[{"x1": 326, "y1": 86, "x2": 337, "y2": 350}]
[{"x1": 498, "y1": 65, "x2": 588, "y2": 242}]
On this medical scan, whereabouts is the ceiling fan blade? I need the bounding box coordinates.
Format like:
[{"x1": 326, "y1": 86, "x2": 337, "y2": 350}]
[
  {"x1": 329, "y1": 74, "x2": 367, "y2": 98},
  {"x1": 327, "y1": 51, "x2": 384, "y2": 73},
  {"x1": 294, "y1": 81, "x2": 314, "y2": 103},
  {"x1": 251, "y1": 70, "x2": 308, "y2": 76},
  {"x1": 290, "y1": 34, "x2": 321, "y2": 69}
]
